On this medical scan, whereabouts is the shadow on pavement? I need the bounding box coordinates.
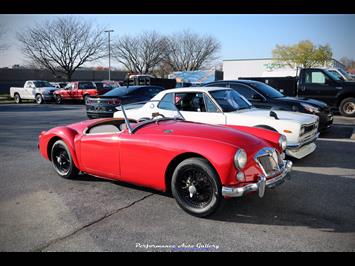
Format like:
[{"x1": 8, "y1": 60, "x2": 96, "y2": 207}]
[{"x1": 210, "y1": 169, "x2": 355, "y2": 233}]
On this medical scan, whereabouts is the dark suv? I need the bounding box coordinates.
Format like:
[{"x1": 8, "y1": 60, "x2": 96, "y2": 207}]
[{"x1": 205, "y1": 80, "x2": 333, "y2": 131}]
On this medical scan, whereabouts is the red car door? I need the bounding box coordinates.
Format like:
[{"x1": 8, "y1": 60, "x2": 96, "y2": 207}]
[
  {"x1": 79, "y1": 132, "x2": 121, "y2": 179},
  {"x1": 69, "y1": 83, "x2": 80, "y2": 100}
]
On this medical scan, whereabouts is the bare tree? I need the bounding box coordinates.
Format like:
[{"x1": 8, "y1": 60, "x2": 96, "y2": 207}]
[
  {"x1": 112, "y1": 31, "x2": 168, "y2": 75},
  {"x1": 165, "y1": 30, "x2": 221, "y2": 71},
  {"x1": 17, "y1": 16, "x2": 107, "y2": 81},
  {"x1": 0, "y1": 24, "x2": 9, "y2": 53}
]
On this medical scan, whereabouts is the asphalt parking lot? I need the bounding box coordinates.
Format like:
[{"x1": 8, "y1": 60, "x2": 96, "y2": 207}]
[{"x1": 0, "y1": 103, "x2": 354, "y2": 252}]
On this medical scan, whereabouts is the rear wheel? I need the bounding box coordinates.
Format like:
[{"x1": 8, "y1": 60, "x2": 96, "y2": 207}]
[
  {"x1": 339, "y1": 97, "x2": 355, "y2": 117},
  {"x1": 171, "y1": 158, "x2": 222, "y2": 217},
  {"x1": 35, "y1": 94, "x2": 43, "y2": 104},
  {"x1": 14, "y1": 93, "x2": 21, "y2": 104},
  {"x1": 51, "y1": 140, "x2": 79, "y2": 179}
]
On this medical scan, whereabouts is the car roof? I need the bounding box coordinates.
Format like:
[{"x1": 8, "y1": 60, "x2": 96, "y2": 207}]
[{"x1": 163, "y1": 86, "x2": 228, "y2": 93}]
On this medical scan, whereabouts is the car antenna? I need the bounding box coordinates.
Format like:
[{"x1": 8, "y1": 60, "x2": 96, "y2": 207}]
[{"x1": 270, "y1": 110, "x2": 279, "y2": 120}]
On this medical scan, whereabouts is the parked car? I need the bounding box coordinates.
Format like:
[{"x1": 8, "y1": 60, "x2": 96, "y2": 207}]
[
  {"x1": 94, "y1": 80, "x2": 120, "y2": 91},
  {"x1": 205, "y1": 80, "x2": 333, "y2": 131},
  {"x1": 53, "y1": 81, "x2": 111, "y2": 104},
  {"x1": 38, "y1": 101, "x2": 292, "y2": 217},
  {"x1": 114, "y1": 87, "x2": 320, "y2": 159},
  {"x1": 50, "y1": 82, "x2": 68, "y2": 89},
  {"x1": 86, "y1": 85, "x2": 165, "y2": 119},
  {"x1": 10, "y1": 80, "x2": 57, "y2": 104},
  {"x1": 240, "y1": 68, "x2": 355, "y2": 117},
  {"x1": 326, "y1": 68, "x2": 354, "y2": 82}
]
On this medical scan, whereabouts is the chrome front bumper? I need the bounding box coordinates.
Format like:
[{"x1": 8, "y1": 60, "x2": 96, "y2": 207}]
[{"x1": 222, "y1": 160, "x2": 292, "y2": 198}]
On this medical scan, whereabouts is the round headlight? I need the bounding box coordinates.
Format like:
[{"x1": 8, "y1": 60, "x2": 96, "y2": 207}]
[
  {"x1": 234, "y1": 149, "x2": 247, "y2": 169},
  {"x1": 300, "y1": 126, "x2": 305, "y2": 136},
  {"x1": 278, "y1": 135, "x2": 287, "y2": 151}
]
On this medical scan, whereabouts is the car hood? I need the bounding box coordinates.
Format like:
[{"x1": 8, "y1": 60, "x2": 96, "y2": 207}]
[
  {"x1": 232, "y1": 108, "x2": 317, "y2": 124},
  {"x1": 276, "y1": 96, "x2": 328, "y2": 109},
  {"x1": 137, "y1": 120, "x2": 267, "y2": 150}
]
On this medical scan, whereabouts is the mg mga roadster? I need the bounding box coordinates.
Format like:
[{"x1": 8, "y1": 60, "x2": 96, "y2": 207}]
[{"x1": 38, "y1": 102, "x2": 292, "y2": 217}]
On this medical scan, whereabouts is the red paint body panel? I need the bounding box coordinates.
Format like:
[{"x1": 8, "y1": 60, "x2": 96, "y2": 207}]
[{"x1": 38, "y1": 118, "x2": 282, "y2": 192}]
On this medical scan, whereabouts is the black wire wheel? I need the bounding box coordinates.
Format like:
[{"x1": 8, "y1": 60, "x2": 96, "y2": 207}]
[
  {"x1": 51, "y1": 140, "x2": 79, "y2": 179},
  {"x1": 171, "y1": 158, "x2": 222, "y2": 217}
]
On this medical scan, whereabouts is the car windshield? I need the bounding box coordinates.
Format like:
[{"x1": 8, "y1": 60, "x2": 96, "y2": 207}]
[
  {"x1": 323, "y1": 69, "x2": 342, "y2": 81},
  {"x1": 338, "y1": 68, "x2": 353, "y2": 80},
  {"x1": 118, "y1": 100, "x2": 185, "y2": 132},
  {"x1": 33, "y1": 81, "x2": 53, "y2": 87},
  {"x1": 209, "y1": 89, "x2": 252, "y2": 112},
  {"x1": 104, "y1": 87, "x2": 139, "y2": 97},
  {"x1": 250, "y1": 82, "x2": 284, "y2": 98}
]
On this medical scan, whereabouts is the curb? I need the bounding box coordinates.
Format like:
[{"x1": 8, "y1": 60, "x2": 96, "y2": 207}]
[{"x1": 351, "y1": 128, "x2": 355, "y2": 140}]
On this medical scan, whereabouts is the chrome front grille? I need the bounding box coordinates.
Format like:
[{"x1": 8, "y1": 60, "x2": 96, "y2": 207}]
[
  {"x1": 255, "y1": 148, "x2": 284, "y2": 177},
  {"x1": 303, "y1": 123, "x2": 317, "y2": 134}
]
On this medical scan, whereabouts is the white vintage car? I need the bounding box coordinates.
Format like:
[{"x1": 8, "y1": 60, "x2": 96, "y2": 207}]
[{"x1": 114, "y1": 87, "x2": 320, "y2": 159}]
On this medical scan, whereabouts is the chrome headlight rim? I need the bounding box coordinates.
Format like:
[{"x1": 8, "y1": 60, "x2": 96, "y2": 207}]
[
  {"x1": 278, "y1": 134, "x2": 287, "y2": 151},
  {"x1": 234, "y1": 148, "x2": 247, "y2": 169}
]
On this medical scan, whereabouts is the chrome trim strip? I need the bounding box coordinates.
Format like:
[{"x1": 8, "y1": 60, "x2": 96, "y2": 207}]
[{"x1": 222, "y1": 160, "x2": 292, "y2": 198}]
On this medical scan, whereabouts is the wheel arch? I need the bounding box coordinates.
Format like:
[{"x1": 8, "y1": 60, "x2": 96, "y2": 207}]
[
  {"x1": 164, "y1": 152, "x2": 219, "y2": 193},
  {"x1": 336, "y1": 93, "x2": 355, "y2": 107},
  {"x1": 45, "y1": 132, "x2": 80, "y2": 169},
  {"x1": 254, "y1": 124, "x2": 278, "y2": 132}
]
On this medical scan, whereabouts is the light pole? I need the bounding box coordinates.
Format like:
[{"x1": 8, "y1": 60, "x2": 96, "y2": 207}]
[{"x1": 105, "y1": 30, "x2": 114, "y2": 81}]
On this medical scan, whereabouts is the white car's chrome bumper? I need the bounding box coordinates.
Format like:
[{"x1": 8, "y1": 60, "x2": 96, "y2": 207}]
[
  {"x1": 286, "y1": 133, "x2": 319, "y2": 159},
  {"x1": 221, "y1": 160, "x2": 292, "y2": 198}
]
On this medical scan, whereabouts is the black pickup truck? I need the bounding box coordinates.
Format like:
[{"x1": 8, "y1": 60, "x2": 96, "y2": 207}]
[{"x1": 239, "y1": 68, "x2": 355, "y2": 117}]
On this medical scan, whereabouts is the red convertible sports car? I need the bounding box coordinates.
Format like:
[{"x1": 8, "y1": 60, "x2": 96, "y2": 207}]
[{"x1": 38, "y1": 102, "x2": 292, "y2": 217}]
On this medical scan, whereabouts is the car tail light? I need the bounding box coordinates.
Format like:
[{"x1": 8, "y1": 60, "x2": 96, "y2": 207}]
[{"x1": 107, "y1": 98, "x2": 121, "y2": 105}]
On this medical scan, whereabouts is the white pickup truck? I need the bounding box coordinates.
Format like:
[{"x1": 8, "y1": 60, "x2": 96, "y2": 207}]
[{"x1": 10, "y1": 80, "x2": 58, "y2": 104}]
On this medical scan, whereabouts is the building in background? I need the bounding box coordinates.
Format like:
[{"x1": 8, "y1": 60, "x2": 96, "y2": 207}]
[
  {"x1": 168, "y1": 70, "x2": 223, "y2": 87},
  {"x1": 223, "y1": 58, "x2": 346, "y2": 80}
]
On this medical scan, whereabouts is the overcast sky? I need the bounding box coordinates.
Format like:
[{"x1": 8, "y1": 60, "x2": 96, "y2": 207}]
[{"x1": 0, "y1": 14, "x2": 354, "y2": 68}]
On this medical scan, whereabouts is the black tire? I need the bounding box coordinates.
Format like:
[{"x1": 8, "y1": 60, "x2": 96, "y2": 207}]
[
  {"x1": 83, "y1": 95, "x2": 89, "y2": 104},
  {"x1": 51, "y1": 140, "x2": 79, "y2": 179},
  {"x1": 171, "y1": 157, "x2": 222, "y2": 217},
  {"x1": 339, "y1": 97, "x2": 355, "y2": 117},
  {"x1": 55, "y1": 94, "x2": 62, "y2": 104},
  {"x1": 14, "y1": 93, "x2": 21, "y2": 104},
  {"x1": 35, "y1": 94, "x2": 44, "y2": 104}
]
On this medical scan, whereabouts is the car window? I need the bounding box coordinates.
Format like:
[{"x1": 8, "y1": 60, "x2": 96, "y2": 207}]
[
  {"x1": 79, "y1": 82, "x2": 95, "y2": 89},
  {"x1": 175, "y1": 92, "x2": 206, "y2": 112},
  {"x1": 230, "y1": 84, "x2": 256, "y2": 100},
  {"x1": 26, "y1": 82, "x2": 33, "y2": 88},
  {"x1": 209, "y1": 89, "x2": 252, "y2": 112},
  {"x1": 65, "y1": 83, "x2": 73, "y2": 90},
  {"x1": 203, "y1": 94, "x2": 219, "y2": 112},
  {"x1": 33, "y1": 81, "x2": 53, "y2": 87},
  {"x1": 158, "y1": 93, "x2": 174, "y2": 110},
  {"x1": 304, "y1": 71, "x2": 330, "y2": 84}
]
